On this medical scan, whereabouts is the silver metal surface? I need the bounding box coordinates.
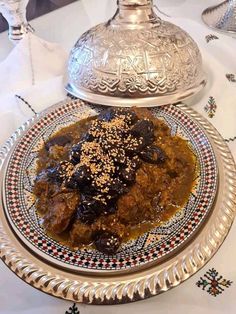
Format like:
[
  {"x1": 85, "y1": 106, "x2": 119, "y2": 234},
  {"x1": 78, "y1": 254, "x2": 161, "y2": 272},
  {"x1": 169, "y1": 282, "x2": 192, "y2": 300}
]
[
  {"x1": 0, "y1": 99, "x2": 235, "y2": 304},
  {"x1": 66, "y1": 0, "x2": 206, "y2": 107},
  {"x1": 202, "y1": 0, "x2": 236, "y2": 36},
  {"x1": 0, "y1": 0, "x2": 33, "y2": 42}
]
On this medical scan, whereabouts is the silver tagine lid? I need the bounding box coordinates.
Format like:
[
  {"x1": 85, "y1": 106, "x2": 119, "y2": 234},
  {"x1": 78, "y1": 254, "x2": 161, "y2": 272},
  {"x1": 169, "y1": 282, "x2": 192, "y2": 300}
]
[
  {"x1": 202, "y1": 0, "x2": 236, "y2": 36},
  {"x1": 66, "y1": 0, "x2": 206, "y2": 107}
]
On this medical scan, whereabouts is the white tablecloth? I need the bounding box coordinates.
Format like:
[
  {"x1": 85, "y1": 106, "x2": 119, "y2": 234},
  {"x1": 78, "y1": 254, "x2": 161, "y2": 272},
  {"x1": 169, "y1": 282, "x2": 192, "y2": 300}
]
[{"x1": 0, "y1": 1, "x2": 236, "y2": 313}]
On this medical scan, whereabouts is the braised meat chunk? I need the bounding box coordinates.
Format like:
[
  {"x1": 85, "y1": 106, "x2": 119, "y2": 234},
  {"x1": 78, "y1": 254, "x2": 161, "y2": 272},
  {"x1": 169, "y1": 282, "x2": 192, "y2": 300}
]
[
  {"x1": 70, "y1": 220, "x2": 93, "y2": 245},
  {"x1": 43, "y1": 192, "x2": 79, "y2": 234}
]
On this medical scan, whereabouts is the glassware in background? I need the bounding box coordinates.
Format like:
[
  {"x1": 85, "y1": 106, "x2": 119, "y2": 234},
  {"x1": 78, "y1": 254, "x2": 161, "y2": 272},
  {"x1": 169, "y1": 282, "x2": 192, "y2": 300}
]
[
  {"x1": 0, "y1": 0, "x2": 33, "y2": 43},
  {"x1": 202, "y1": 0, "x2": 236, "y2": 36}
]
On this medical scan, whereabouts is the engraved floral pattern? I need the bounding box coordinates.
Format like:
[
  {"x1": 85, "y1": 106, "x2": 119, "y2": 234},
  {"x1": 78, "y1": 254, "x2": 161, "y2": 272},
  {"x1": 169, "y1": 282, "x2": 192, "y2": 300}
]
[{"x1": 68, "y1": 19, "x2": 203, "y2": 99}]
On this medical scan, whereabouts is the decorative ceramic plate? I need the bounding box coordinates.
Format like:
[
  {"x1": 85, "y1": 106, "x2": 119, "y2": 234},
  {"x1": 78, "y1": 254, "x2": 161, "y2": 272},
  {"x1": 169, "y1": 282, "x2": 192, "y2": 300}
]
[
  {"x1": 2, "y1": 101, "x2": 217, "y2": 273},
  {"x1": 0, "y1": 100, "x2": 235, "y2": 304}
]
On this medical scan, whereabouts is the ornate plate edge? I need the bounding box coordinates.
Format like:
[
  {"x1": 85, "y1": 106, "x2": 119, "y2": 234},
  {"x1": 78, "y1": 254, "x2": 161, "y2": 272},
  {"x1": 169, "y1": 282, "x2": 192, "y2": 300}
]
[
  {"x1": 0, "y1": 100, "x2": 235, "y2": 305},
  {"x1": 1, "y1": 100, "x2": 218, "y2": 273}
]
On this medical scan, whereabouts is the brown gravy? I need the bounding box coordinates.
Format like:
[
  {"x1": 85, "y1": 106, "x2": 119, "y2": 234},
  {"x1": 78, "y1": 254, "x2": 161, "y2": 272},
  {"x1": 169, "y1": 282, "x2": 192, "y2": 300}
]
[{"x1": 34, "y1": 108, "x2": 196, "y2": 250}]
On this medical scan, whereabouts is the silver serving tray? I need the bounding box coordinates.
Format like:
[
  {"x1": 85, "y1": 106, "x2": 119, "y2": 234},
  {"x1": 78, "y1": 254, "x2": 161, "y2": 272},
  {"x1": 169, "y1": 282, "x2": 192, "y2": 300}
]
[{"x1": 0, "y1": 100, "x2": 235, "y2": 305}]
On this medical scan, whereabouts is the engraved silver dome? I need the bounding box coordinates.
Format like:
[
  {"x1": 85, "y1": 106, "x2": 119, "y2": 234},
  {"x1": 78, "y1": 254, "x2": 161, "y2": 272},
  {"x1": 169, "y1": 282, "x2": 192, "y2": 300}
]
[{"x1": 66, "y1": 0, "x2": 206, "y2": 107}]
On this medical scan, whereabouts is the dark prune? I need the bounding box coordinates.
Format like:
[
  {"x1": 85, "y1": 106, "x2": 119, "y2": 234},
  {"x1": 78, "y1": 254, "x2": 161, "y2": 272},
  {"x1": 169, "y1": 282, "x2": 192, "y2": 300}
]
[
  {"x1": 130, "y1": 119, "x2": 155, "y2": 146},
  {"x1": 77, "y1": 203, "x2": 98, "y2": 224},
  {"x1": 80, "y1": 183, "x2": 98, "y2": 195},
  {"x1": 72, "y1": 164, "x2": 92, "y2": 187},
  {"x1": 104, "y1": 203, "x2": 118, "y2": 215},
  {"x1": 83, "y1": 195, "x2": 108, "y2": 211},
  {"x1": 69, "y1": 142, "x2": 84, "y2": 165},
  {"x1": 94, "y1": 231, "x2": 121, "y2": 255},
  {"x1": 98, "y1": 108, "x2": 116, "y2": 122},
  {"x1": 77, "y1": 195, "x2": 109, "y2": 224},
  {"x1": 125, "y1": 135, "x2": 146, "y2": 155},
  {"x1": 118, "y1": 108, "x2": 138, "y2": 125},
  {"x1": 45, "y1": 135, "x2": 72, "y2": 151},
  {"x1": 45, "y1": 167, "x2": 59, "y2": 181},
  {"x1": 88, "y1": 120, "x2": 104, "y2": 139},
  {"x1": 130, "y1": 156, "x2": 141, "y2": 169},
  {"x1": 65, "y1": 176, "x2": 78, "y2": 189},
  {"x1": 107, "y1": 178, "x2": 128, "y2": 197},
  {"x1": 82, "y1": 193, "x2": 117, "y2": 213},
  {"x1": 98, "y1": 108, "x2": 138, "y2": 125},
  {"x1": 125, "y1": 110, "x2": 138, "y2": 125},
  {"x1": 99, "y1": 134, "x2": 125, "y2": 152},
  {"x1": 47, "y1": 161, "x2": 74, "y2": 184},
  {"x1": 80, "y1": 132, "x2": 94, "y2": 142},
  {"x1": 108, "y1": 148, "x2": 126, "y2": 164},
  {"x1": 120, "y1": 167, "x2": 136, "y2": 184},
  {"x1": 139, "y1": 146, "x2": 167, "y2": 164}
]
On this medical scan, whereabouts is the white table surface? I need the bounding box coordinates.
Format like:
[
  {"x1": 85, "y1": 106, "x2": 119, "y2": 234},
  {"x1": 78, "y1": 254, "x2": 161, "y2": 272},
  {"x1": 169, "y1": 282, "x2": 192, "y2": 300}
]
[
  {"x1": 0, "y1": 1, "x2": 236, "y2": 313},
  {"x1": 0, "y1": 0, "x2": 223, "y2": 62}
]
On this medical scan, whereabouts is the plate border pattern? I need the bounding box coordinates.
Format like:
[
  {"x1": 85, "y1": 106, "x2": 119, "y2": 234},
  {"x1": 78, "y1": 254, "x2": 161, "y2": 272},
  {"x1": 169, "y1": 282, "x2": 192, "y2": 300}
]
[
  {"x1": 0, "y1": 100, "x2": 235, "y2": 305},
  {"x1": 2, "y1": 101, "x2": 217, "y2": 271}
]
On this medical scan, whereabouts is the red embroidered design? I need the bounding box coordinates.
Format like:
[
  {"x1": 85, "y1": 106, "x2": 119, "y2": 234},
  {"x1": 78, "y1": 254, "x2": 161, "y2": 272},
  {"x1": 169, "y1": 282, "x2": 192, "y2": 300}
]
[
  {"x1": 196, "y1": 268, "x2": 232, "y2": 297},
  {"x1": 204, "y1": 96, "x2": 217, "y2": 118}
]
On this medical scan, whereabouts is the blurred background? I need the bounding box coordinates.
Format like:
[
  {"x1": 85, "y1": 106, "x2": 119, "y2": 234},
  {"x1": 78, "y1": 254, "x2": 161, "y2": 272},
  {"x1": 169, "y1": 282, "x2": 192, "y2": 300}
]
[{"x1": 0, "y1": 0, "x2": 77, "y2": 32}]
